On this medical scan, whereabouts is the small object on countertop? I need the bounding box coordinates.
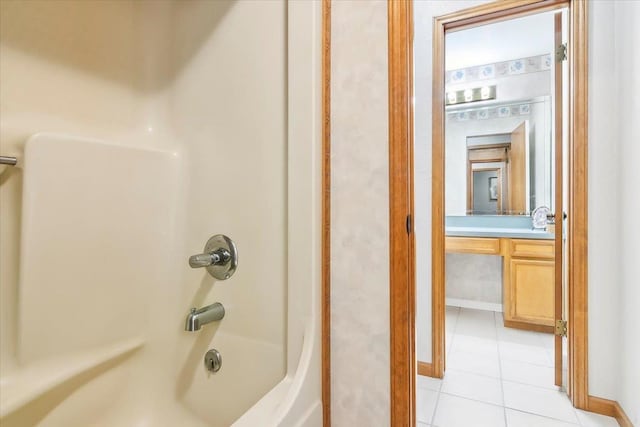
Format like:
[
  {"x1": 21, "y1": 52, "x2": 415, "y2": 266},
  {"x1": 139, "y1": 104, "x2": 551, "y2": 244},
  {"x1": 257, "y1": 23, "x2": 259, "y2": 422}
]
[{"x1": 531, "y1": 206, "x2": 551, "y2": 229}]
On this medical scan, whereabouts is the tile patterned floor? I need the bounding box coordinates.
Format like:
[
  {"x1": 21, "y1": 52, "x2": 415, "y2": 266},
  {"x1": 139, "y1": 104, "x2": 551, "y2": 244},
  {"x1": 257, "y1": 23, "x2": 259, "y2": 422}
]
[{"x1": 417, "y1": 307, "x2": 619, "y2": 427}]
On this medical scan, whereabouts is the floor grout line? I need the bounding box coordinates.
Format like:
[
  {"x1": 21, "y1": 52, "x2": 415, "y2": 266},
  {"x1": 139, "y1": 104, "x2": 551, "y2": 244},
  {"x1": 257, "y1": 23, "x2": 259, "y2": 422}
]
[
  {"x1": 436, "y1": 389, "x2": 582, "y2": 425},
  {"x1": 493, "y1": 310, "x2": 509, "y2": 427},
  {"x1": 428, "y1": 375, "x2": 444, "y2": 426},
  {"x1": 507, "y1": 407, "x2": 581, "y2": 425},
  {"x1": 501, "y1": 377, "x2": 566, "y2": 392},
  {"x1": 431, "y1": 307, "x2": 458, "y2": 426},
  {"x1": 438, "y1": 391, "x2": 507, "y2": 409},
  {"x1": 443, "y1": 366, "x2": 500, "y2": 380},
  {"x1": 423, "y1": 307, "x2": 618, "y2": 427},
  {"x1": 499, "y1": 356, "x2": 556, "y2": 369}
]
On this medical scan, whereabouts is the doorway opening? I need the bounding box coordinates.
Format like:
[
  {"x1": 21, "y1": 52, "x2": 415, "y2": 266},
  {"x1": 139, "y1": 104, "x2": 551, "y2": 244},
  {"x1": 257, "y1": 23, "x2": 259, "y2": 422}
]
[
  {"x1": 386, "y1": 0, "x2": 590, "y2": 425},
  {"x1": 421, "y1": 7, "x2": 572, "y2": 424}
]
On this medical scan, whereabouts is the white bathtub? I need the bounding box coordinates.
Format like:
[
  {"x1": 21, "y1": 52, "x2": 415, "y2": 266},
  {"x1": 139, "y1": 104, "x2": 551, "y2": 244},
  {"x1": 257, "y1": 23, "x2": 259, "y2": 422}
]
[{"x1": 0, "y1": 1, "x2": 322, "y2": 426}]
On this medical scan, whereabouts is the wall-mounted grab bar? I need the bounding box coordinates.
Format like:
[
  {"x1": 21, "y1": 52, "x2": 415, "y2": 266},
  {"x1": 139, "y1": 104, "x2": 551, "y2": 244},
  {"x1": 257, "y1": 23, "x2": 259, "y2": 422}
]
[{"x1": 0, "y1": 156, "x2": 17, "y2": 166}]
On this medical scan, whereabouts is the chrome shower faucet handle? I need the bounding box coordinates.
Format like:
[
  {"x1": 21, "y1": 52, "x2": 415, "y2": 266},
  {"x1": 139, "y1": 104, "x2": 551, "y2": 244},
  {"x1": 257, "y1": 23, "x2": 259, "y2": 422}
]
[{"x1": 188, "y1": 234, "x2": 238, "y2": 280}]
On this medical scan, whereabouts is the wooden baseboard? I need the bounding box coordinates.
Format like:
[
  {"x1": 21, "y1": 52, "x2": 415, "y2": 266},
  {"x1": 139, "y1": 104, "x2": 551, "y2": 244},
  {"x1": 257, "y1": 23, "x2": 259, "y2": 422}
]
[
  {"x1": 588, "y1": 395, "x2": 617, "y2": 417},
  {"x1": 417, "y1": 361, "x2": 434, "y2": 377},
  {"x1": 503, "y1": 319, "x2": 554, "y2": 334},
  {"x1": 588, "y1": 395, "x2": 634, "y2": 427}
]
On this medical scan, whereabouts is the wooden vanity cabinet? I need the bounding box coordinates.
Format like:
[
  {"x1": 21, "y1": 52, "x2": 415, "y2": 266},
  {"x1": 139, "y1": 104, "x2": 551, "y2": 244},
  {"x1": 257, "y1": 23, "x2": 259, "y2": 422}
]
[
  {"x1": 445, "y1": 236, "x2": 555, "y2": 333},
  {"x1": 503, "y1": 239, "x2": 555, "y2": 333}
]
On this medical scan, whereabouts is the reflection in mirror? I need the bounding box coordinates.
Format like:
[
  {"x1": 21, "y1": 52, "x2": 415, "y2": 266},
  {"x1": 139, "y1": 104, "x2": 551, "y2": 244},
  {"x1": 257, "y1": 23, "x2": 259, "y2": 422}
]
[
  {"x1": 445, "y1": 13, "x2": 557, "y2": 217},
  {"x1": 471, "y1": 168, "x2": 501, "y2": 214}
]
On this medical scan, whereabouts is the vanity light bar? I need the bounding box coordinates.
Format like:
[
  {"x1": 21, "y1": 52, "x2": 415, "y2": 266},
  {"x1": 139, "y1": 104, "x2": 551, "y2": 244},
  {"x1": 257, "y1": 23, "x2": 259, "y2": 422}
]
[{"x1": 446, "y1": 85, "x2": 496, "y2": 106}]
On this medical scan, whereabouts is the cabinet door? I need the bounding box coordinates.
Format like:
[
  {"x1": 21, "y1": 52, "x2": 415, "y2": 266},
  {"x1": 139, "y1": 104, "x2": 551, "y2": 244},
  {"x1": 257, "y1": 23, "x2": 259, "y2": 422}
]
[{"x1": 506, "y1": 258, "x2": 555, "y2": 327}]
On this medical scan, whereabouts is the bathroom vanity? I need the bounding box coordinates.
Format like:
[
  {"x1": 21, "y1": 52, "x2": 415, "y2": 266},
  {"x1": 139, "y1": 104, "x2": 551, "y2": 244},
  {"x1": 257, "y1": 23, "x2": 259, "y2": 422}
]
[
  {"x1": 446, "y1": 216, "x2": 555, "y2": 333},
  {"x1": 440, "y1": 58, "x2": 559, "y2": 333}
]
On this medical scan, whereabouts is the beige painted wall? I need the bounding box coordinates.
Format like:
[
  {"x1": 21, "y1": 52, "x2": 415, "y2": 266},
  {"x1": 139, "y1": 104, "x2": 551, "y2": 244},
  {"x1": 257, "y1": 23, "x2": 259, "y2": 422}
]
[
  {"x1": 596, "y1": 1, "x2": 640, "y2": 424},
  {"x1": 331, "y1": 0, "x2": 636, "y2": 422},
  {"x1": 330, "y1": 0, "x2": 390, "y2": 425}
]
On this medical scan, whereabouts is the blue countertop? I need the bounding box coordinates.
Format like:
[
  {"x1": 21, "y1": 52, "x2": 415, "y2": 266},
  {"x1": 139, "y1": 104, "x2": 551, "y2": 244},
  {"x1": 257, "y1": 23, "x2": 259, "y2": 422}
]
[
  {"x1": 445, "y1": 215, "x2": 554, "y2": 240},
  {"x1": 446, "y1": 226, "x2": 554, "y2": 240}
]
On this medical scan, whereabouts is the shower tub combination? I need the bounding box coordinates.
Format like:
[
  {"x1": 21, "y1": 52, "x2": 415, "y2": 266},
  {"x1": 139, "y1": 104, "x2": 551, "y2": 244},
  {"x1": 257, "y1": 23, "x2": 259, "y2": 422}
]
[{"x1": 0, "y1": 1, "x2": 322, "y2": 426}]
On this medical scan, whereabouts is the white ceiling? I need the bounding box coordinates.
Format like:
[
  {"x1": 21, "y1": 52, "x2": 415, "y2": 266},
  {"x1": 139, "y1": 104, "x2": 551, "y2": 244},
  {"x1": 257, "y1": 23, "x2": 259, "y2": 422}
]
[{"x1": 445, "y1": 12, "x2": 556, "y2": 70}]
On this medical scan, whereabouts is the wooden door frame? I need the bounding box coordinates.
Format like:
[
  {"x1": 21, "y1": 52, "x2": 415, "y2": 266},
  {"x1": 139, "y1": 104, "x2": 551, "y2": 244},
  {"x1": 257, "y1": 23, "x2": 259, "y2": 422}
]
[
  {"x1": 322, "y1": 2, "x2": 418, "y2": 425},
  {"x1": 387, "y1": 0, "x2": 590, "y2": 423},
  {"x1": 321, "y1": 0, "x2": 331, "y2": 426},
  {"x1": 552, "y1": 9, "x2": 565, "y2": 387},
  {"x1": 388, "y1": 1, "x2": 415, "y2": 425}
]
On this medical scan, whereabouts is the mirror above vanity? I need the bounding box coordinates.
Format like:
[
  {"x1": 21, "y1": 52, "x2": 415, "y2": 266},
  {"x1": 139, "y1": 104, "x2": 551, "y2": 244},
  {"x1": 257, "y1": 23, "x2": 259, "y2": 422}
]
[
  {"x1": 444, "y1": 12, "x2": 558, "y2": 226},
  {"x1": 447, "y1": 96, "x2": 553, "y2": 217}
]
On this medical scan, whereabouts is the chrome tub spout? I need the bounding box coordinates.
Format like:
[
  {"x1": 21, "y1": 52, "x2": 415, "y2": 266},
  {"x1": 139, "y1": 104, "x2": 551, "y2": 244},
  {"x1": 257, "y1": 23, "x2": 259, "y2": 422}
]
[{"x1": 185, "y1": 303, "x2": 225, "y2": 331}]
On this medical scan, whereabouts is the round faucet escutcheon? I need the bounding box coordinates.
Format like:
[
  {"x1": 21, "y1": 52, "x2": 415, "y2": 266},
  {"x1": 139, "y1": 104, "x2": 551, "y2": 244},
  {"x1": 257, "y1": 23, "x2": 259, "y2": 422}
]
[{"x1": 188, "y1": 234, "x2": 238, "y2": 281}]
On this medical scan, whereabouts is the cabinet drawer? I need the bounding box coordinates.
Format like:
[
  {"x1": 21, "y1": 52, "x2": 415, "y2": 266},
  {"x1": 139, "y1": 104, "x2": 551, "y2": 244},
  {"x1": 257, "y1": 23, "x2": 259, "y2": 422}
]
[
  {"x1": 445, "y1": 237, "x2": 501, "y2": 255},
  {"x1": 510, "y1": 239, "x2": 554, "y2": 259}
]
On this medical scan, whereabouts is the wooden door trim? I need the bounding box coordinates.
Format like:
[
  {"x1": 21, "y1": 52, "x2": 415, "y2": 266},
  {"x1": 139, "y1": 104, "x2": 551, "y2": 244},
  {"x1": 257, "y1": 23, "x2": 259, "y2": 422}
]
[
  {"x1": 568, "y1": 0, "x2": 588, "y2": 408},
  {"x1": 322, "y1": 0, "x2": 331, "y2": 425},
  {"x1": 388, "y1": 1, "x2": 415, "y2": 426},
  {"x1": 423, "y1": 0, "x2": 590, "y2": 409},
  {"x1": 440, "y1": 0, "x2": 568, "y2": 32},
  {"x1": 553, "y1": 10, "x2": 565, "y2": 388},
  {"x1": 587, "y1": 396, "x2": 635, "y2": 427},
  {"x1": 430, "y1": 0, "x2": 447, "y2": 381}
]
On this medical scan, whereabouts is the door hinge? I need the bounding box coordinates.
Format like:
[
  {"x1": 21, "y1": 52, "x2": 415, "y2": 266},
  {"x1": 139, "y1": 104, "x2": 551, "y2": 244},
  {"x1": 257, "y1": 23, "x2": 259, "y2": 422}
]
[
  {"x1": 406, "y1": 214, "x2": 412, "y2": 234},
  {"x1": 556, "y1": 43, "x2": 567, "y2": 62},
  {"x1": 555, "y1": 319, "x2": 567, "y2": 337}
]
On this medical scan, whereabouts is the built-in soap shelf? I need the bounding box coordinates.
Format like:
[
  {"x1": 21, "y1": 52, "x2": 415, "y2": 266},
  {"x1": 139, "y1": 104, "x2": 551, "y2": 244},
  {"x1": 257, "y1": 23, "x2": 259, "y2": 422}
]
[{"x1": 0, "y1": 338, "x2": 144, "y2": 419}]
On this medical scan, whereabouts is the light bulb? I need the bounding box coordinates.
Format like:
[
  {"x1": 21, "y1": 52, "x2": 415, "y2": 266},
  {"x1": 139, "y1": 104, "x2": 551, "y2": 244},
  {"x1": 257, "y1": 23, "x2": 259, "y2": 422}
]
[{"x1": 464, "y1": 89, "x2": 473, "y2": 102}]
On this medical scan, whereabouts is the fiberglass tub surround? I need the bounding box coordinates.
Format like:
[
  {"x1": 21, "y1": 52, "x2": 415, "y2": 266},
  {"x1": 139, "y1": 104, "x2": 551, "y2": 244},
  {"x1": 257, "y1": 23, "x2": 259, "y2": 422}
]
[{"x1": 0, "y1": 1, "x2": 321, "y2": 426}]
